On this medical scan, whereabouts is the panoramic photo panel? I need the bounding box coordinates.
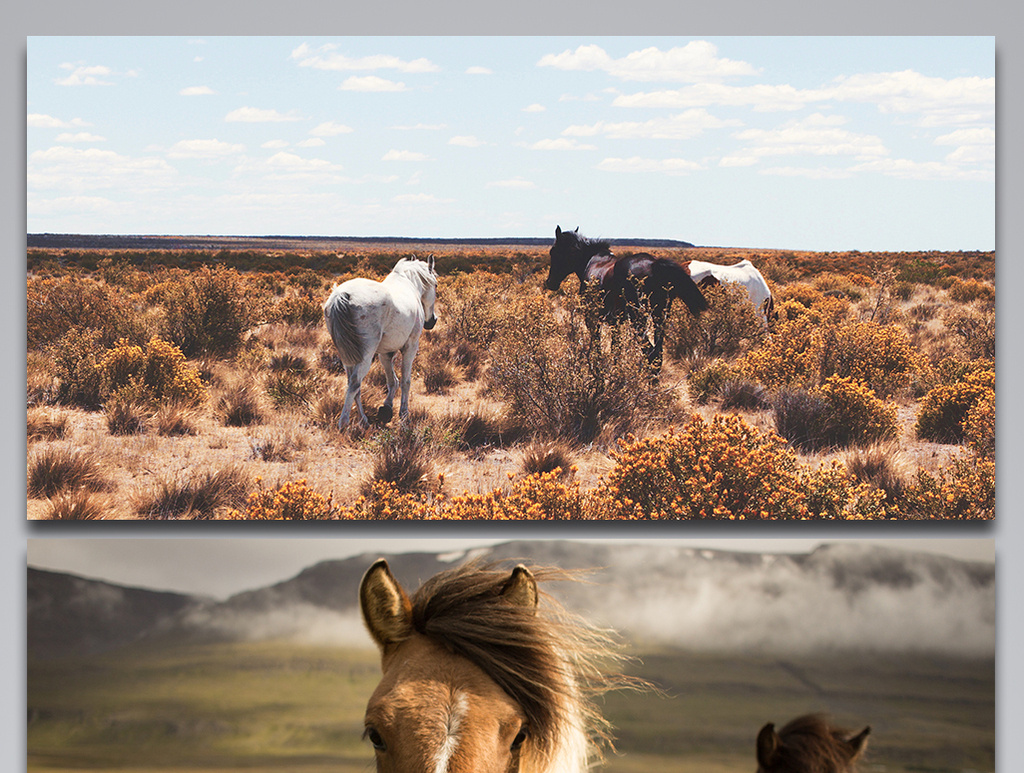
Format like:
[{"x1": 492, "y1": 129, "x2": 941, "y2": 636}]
[
  {"x1": 27, "y1": 537, "x2": 995, "y2": 772},
  {"x1": 26, "y1": 37, "x2": 994, "y2": 519}
]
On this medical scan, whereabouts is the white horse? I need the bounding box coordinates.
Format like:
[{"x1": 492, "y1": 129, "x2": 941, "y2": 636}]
[
  {"x1": 685, "y1": 258, "x2": 775, "y2": 324},
  {"x1": 323, "y1": 256, "x2": 437, "y2": 428}
]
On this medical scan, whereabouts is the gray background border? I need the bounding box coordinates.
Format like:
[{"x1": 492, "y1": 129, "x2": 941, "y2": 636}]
[{"x1": 7, "y1": 10, "x2": 1015, "y2": 771}]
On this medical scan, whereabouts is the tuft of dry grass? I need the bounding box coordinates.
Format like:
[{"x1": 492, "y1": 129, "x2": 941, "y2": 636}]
[
  {"x1": 136, "y1": 465, "x2": 252, "y2": 519},
  {"x1": 521, "y1": 440, "x2": 576, "y2": 479},
  {"x1": 842, "y1": 441, "x2": 912, "y2": 503},
  {"x1": 44, "y1": 490, "x2": 110, "y2": 520},
  {"x1": 104, "y1": 398, "x2": 148, "y2": 436},
  {"x1": 154, "y1": 403, "x2": 199, "y2": 436},
  {"x1": 28, "y1": 447, "x2": 111, "y2": 499},
  {"x1": 27, "y1": 407, "x2": 69, "y2": 442},
  {"x1": 217, "y1": 380, "x2": 266, "y2": 427},
  {"x1": 361, "y1": 427, "x2": 435, "y2": 497}
]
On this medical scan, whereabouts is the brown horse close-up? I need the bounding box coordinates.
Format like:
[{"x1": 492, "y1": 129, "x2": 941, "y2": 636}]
[{"x1": 358, "y1": 558, "x2": 633, "y2": 773}]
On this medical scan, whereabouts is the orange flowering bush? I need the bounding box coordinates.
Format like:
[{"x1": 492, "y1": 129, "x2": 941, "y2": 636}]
[
  {"x1": 227, "y1": 479, "x2": 334, "y2": 519},
  {"x1": 916, "y1": 369, "x2": 995, "y2": 443},
  {"x1": 963, "y1": 389, "x2": 995, "y2": 458},
  {"x1": 818, "y1": 375, "x2": 899, "y2": 447},
  {"x1": 595, "y1": 413, "x2": 808, "y2": 519},
  {"x1": 99, "y1": 337, "x2": 207, "y2": 406},
  {"x1": 742, "y1": 309, "x2": 924, "y2": 397},
  {"x1": 902, "y1": 456, "x2": 995, "y2": 519}
]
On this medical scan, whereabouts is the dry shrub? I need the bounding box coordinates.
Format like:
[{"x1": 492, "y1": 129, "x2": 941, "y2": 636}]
[
  {"x1": 50, "y1": 328, "x2": 105, "y2": 409},
  {"x1": 943, "y1": 305, "x2": 995, "y2": 362},
  {"x1": 27, "y1": 275, "x2": 145, "y2": 350},
  {"x1": 28, "y1": 447, "x2": 110, "y2": 499},
  {"x1": 250, "y1": 425, "x2": 308, "y2": 463},
  {"x1": 160, "y1": 266, "x2": 262, "y2": 357},
  {"x1": 488, "y1": 293, "x2": 675, "y2": 444},
  {"x1": 44, "y1": 490, "x2": 110, "y2": 520},
  {"x1": 719, "y1": 378, "x2": 770, "y2": 411},
  {"x1": 269, "y1": 350, "x2": 310, "y2": 373},
  {"x1": 687, "y1": 359, "x2": 741, "y2": 404},
  {"x1": 274, "y1": 292, "x2": 325, "y2": 326},
  {"x1": 522, "y1": 440, "x2": 576, "y2": 479},
  {"x1": 771, "y1": 387, "x2": 832, "y2": 453},
  {"x1": 265, "y1": 368, "x2": 322, "y2": 409},
  {"x1": 947, "y1": 277, "x2": 994, "y2": 304},
  {"x1": 667, "y1": 281, "x2": 766, "y2": 361},
  {"x1": 27, "y1": 408, "x2": 69, "y2": 442},
  {"x1": 420, "y1": 345, "x2": 460, "y2": 394},
  {"x1": 137, "y1": 465, "x2": 251, "y2": 519},
  {"x1": 812, "y1": 272, "x2": 865, "y2": 301},
  {"x1": 916, "y1": 368, "x2": 994, "y2": 444}
]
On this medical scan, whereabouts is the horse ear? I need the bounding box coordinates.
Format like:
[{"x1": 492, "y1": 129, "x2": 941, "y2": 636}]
[
  {"x1": 428, "y1": 254, "x2": 436, "y2": 272},
  {"x1": 360, "y1": 559, "x2": 413, "y2": 651},
  {"x1": 845, "y1": 726, "x2": 871, "y2": 759},
  {"x1": 574, "y1": 226, "x2": 579, "y2": 233},
  {"x1": 756, "y1": 723, "x2": 780, "y2": 767},
  {"x1": 500, "y1": 564, "x2": 538, "y2": 610},
  {"x1": 555, "y1": 225, "x2": 562, "y2": 237}
]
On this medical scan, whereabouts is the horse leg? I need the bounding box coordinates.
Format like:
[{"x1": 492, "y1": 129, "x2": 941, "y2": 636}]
[
  {"x1": 649, "y1": 298, "x2": 669, "y2": 373},
  {"x1": 378, "y1": 352, "x2": 399, "y2": 424},
  {"x1": 339, "y1": 354, "x2": 375, "y2": 429},
  {"x1": 398, "y1": 341, "x2": 418, "y2": 420}
]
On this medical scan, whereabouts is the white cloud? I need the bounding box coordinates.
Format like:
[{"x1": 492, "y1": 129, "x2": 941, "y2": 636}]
[
  {"x1": 180, "y1": 85, "x2": 216, "y2": 96},
  {"x1": 828, "y1": 70, "x2": 994, "y2": 125},
  {"x1": 538, "y1": 41, "x2": 758, "y2": 82},
  {"x1": 392, "y1": 193, "x2": 453, "y2": 204},
  {"x1": 56, "y1": 63, "x2": 114, "y2": 86},
  {"x1": 55, "y1": 132, "x2": 105, "y2": 143},
  {"x1": 393, "y1": 123, "x2": 447, "y2": 131},
  {"x1": 731, "y1": 113, "x2": 889, "y2": 159},
  {"x1": 760, "y1": 166, "x2": 854, "y2": 179},
  {"x1": 523, "y1": 103, "x2": 546, "y2": 113},
  {"x1": 596, "y1": 156, "x2": 703, "y2": 174},
  {"x1": 297, "y1": 138, "x2": 325, "y2": 148},
  {"x1": 290, "y1": 43, "x2": 439, "y2": 73},
  {"x1": 564, "y1": 109, "x2": 739, "y2": 141},
  {"x1": 261, "y1": 140, "x2": 290, "y2": 149},
  {"x1": 466, "y1": 66, "x2": 493, "y2": 75},
  {"x1": 28, "y1": 113, "x2": 89, "y2": 129},
  {"x1": 486, "y1": 178, "x2": 536, "y2": 189},
  {"x1": 849, "y1": 157, "x2": 992, "y2": 181},
  {"x1": 309, "y1": 121, "x2": 354, "y2": 137},
  {"x1": 614, "y1": 82, "x2": 821, "y2": 112},
  {"x1": 449, "y1": 135, "x2": 487, "y2": 147},
  {"x1": 167, "y1": 139, "x2": 245, "y2": 159},
  {"x1": 225, "y1": 106, "x2": 304, "y2": 123},
  {"x1": 382, "y1": 149, "x2": 428, "y2": 161},
  {"x1": 28, "y1": 146, "x2": 178, "y2": 192},
  {"x1": 340, "y1": 75, "x2": 406, "y2": 92},
  {"x1": 529, "y1": 138, "x2": 597, "y2": 151},
  {"x1": 934, "y1": 127, "x2": 994, "y2": 146}
]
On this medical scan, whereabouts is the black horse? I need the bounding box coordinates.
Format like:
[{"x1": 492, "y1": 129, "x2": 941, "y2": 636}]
[{"x1": 545, "y1": 225, "x2": 708, "y2": 369}]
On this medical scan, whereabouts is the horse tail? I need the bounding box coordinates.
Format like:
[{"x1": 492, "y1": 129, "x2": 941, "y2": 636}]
[
  {"x1": 323, "y1": 290, "x2": 366, "y2": 365},
  {"x1": 659, "y1": 259, "x2": 709, "y2": 316}
]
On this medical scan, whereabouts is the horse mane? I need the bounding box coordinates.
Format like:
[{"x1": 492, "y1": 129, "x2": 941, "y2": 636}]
[
  {"x1": 771, "y1": 714, "x2": 866, "y2": 772},
  {"x1": 408, "y1": 559, "x2": 633, "y2": 770},
  {"x1": 560, "y1": 230, "x2": 611, "y2": 257}
]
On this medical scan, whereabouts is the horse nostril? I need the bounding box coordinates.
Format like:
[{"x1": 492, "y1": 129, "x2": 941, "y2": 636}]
[{"x1": 424, "y1": 317, "x2": 437, "y2": 330}]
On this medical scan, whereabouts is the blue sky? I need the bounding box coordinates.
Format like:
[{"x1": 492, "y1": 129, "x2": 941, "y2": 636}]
[{"x1": 26, "y1": 36, "x2": 994, "y2": 251}]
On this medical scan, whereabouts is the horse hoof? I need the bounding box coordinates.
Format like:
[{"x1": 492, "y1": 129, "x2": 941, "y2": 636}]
[{"x1": 377, "y1": 405, "x2": 394, "y2": 424}]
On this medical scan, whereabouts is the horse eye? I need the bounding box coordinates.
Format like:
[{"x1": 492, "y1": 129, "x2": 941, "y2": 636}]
[
  {"x1": 511, "y1": 727, "x2": 528, "y2": 751},
  {"x1": 364, "y1": 726, "x2": 387, "y2": 751}
]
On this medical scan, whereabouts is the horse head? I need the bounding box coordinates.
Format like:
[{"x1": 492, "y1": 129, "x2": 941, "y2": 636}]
[
  {"x1": 396, "y1": 255, "x2": 437, "y2": 330},
  {"x1": 756, "y1": 715, "x2": 870, "y2": 773},
  {"x1": 359, "y1": 559, "x2": 621, "y2": 773},
  {"x1": 545, "y1": 225, "x2": 585, "y2": 291}
]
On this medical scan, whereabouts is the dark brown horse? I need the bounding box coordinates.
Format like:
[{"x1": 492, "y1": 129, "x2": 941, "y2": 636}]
[
  {"x1": 545, "y1": 225, "x2": 708, "y2": 370},
  {"x1": 757, "y1": 714, "x2": 871, "y2": 773}
]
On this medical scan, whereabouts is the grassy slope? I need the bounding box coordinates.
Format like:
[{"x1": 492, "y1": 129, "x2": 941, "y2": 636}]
[{"x1": 28, "y1": 641, "x2": 993, "y2": 773}]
